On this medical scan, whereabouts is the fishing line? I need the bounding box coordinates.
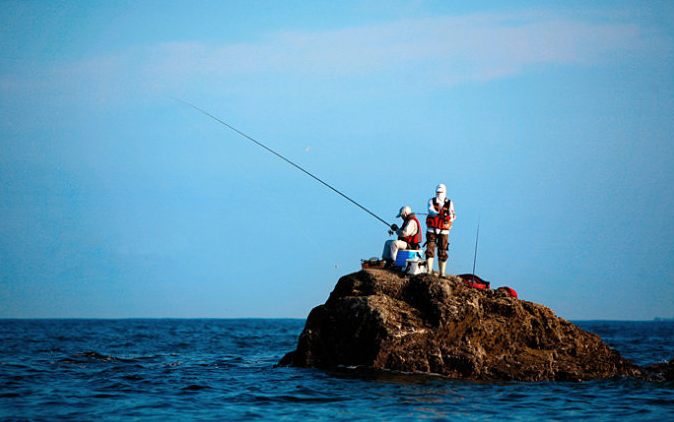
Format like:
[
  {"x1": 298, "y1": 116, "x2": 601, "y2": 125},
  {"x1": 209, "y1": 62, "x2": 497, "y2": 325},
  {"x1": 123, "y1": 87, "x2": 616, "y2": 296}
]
[{"x1": 173, "y1": 98, "x2": 391, "y2": 228}]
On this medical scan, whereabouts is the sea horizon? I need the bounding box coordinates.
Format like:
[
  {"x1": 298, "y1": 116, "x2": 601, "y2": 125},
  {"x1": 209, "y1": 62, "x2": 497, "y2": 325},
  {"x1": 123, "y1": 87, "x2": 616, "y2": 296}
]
[{"x1": 2, "y1": 316, "x2": 672, "y2": 322}]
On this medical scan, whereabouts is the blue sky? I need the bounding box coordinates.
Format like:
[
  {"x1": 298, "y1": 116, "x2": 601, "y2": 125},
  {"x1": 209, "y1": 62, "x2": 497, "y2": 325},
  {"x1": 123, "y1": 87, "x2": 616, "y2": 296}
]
[{"x1": 1, "y1": 0, "x2": 673, "y2": 320}]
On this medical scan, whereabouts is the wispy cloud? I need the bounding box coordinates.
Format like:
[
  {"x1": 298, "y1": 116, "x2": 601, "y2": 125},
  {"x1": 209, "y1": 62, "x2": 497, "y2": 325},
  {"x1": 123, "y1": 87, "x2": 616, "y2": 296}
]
[
  {"x1": 1, "y1": 10, "x2": 663, "y2": 103},
  {"x1": 146, "y1": 12, "x2": 650, "y2": 81}
]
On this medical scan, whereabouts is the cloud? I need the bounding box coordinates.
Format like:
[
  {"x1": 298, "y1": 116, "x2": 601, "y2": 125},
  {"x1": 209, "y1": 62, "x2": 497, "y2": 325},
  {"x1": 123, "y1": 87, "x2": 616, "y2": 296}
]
[
  {"x1": 0, "y1": 10, "x2": 663, "y2": 103},
  {"x1": 144, "y1": 12, "x2": 650, "y2": 82}
]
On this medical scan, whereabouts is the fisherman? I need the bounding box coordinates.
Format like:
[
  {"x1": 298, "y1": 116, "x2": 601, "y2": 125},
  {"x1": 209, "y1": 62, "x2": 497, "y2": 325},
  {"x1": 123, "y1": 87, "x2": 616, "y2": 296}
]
[
  {"x1": 382, "y1": 205, "x2": 422, "y2": 267},
  {"x1": 425, "y1": 184, "x2": 456, "y2": 277}
]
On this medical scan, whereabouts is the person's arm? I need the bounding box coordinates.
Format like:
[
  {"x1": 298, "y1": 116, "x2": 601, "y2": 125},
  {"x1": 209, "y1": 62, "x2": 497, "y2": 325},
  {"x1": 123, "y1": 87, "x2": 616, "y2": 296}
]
[
  {"x1": 428, "y1": 199, "x2": 439, "y2": 216},
  {"x1": 398, "y1": 219, "x2": 417, "y2": 237}
]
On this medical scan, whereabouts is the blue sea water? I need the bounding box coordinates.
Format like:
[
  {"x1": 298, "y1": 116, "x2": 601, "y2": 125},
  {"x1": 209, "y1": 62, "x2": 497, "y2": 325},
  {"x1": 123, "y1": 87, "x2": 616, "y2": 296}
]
[{"x1": 1, "y1": 319, "x2": 673, "y2": 421}]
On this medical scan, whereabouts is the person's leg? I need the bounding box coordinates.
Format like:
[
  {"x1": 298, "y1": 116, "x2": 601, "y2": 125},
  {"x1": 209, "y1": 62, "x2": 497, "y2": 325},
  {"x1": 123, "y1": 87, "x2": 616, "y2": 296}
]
[
  {"x1": 438, "y1": 233, "x2": 449, "y2": 277},
  {"x1": 425, "y1": 232, "x2": 436, "y2": 274}
]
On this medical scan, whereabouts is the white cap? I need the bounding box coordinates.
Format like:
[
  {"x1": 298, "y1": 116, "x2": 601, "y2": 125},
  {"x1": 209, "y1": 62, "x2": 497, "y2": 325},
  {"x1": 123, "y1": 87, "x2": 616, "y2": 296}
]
[
  {"x1": 436, "y1": 183, "x2": 446, "y2": 194},
  {"x1": 396, "y1": 205, "x2": 411, "y2": 218}
]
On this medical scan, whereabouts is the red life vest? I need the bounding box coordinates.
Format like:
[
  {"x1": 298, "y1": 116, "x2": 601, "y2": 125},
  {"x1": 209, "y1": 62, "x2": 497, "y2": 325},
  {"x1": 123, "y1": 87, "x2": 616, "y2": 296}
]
[
  {"x1": 426, "y1": 198, "x2": 453, "y2": 230},
  {"x1": 399, "y1": 214, "x2": 422, "y2": 247}
]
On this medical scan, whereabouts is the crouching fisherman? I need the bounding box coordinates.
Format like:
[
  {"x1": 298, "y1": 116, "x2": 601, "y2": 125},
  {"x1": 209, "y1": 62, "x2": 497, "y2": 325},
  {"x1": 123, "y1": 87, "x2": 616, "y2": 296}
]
[
  {"x1": 425, "y1": 183, "x2": 456, "y2": 277},
  {"x1": 382, "y1": 206, "x2": 422, "y2": 268}
]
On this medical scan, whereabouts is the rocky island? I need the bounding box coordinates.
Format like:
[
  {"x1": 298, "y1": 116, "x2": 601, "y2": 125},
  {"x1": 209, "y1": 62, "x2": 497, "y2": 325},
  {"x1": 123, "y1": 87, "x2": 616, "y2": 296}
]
[{"x1": 279, "y1": 269, "x2": 673, "y2": 382}]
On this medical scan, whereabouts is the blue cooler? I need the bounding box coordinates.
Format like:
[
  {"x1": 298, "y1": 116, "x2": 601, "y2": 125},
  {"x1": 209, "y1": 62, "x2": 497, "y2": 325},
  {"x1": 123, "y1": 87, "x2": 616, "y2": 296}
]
[{"x1": 394, "y1": 250, "x2": 423, "y2": 267}]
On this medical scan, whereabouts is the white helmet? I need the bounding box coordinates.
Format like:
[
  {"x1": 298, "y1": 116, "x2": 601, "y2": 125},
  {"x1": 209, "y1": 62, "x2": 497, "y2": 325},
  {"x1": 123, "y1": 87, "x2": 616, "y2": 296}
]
[
  {"x1": 396, "y1": 205, "x2": 411, "y2": 218},
  {"x1": 436, "y1": 183, "x2": 446, "y2": 194}
]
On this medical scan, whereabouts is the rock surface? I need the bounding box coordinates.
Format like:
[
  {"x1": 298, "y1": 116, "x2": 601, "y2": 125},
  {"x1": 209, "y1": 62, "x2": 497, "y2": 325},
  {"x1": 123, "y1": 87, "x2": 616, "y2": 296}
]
[{"x1": 279, "y1": 269, "x2": 661, "y2": 382}]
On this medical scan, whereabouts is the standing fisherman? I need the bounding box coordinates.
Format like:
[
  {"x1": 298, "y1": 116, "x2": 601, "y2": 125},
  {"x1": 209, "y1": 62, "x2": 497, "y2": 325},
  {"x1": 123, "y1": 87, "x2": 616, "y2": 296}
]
[
  {"x1": 382, "y1": 206, "x2": 422, "y2": 268},
  {"x1": 425, "y1": 184, "x2": 456, "y2": 277}
]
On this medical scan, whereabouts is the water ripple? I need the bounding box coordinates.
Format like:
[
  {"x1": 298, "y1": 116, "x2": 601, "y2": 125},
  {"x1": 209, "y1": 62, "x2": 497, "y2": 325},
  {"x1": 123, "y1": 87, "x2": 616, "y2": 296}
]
[{"x1": 0, "y1": 319, "x2": 673, "y2": 421}]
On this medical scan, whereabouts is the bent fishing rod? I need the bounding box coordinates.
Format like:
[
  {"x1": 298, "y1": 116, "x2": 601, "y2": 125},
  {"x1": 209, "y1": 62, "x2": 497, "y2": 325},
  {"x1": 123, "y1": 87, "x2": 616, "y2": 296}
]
[{"x1": 173, "y1": 98, "x2": 391, "y2": 228}]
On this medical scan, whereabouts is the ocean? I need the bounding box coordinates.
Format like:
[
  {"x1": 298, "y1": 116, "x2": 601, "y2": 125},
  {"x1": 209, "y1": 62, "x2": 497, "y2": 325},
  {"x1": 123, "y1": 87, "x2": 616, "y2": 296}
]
[{"x1": 1, "y1": 319, "x2": 672, "y2": 421}]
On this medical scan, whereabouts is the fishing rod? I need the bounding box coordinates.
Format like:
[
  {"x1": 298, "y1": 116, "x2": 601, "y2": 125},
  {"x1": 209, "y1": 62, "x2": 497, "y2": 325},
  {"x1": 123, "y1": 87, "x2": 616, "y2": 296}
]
[{"x1": 173, "y1": 98, "x2": 391, "y2": 228}]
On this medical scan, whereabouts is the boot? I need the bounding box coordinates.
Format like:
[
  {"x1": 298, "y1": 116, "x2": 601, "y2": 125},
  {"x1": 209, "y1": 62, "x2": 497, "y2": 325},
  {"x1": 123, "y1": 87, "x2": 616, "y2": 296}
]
[
  {"x1": 439, "y1": 260, "x2": 447, "y2": 278},
  {"x1": 426, "y1": 257, "x2": 434, "y2": 274}
]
